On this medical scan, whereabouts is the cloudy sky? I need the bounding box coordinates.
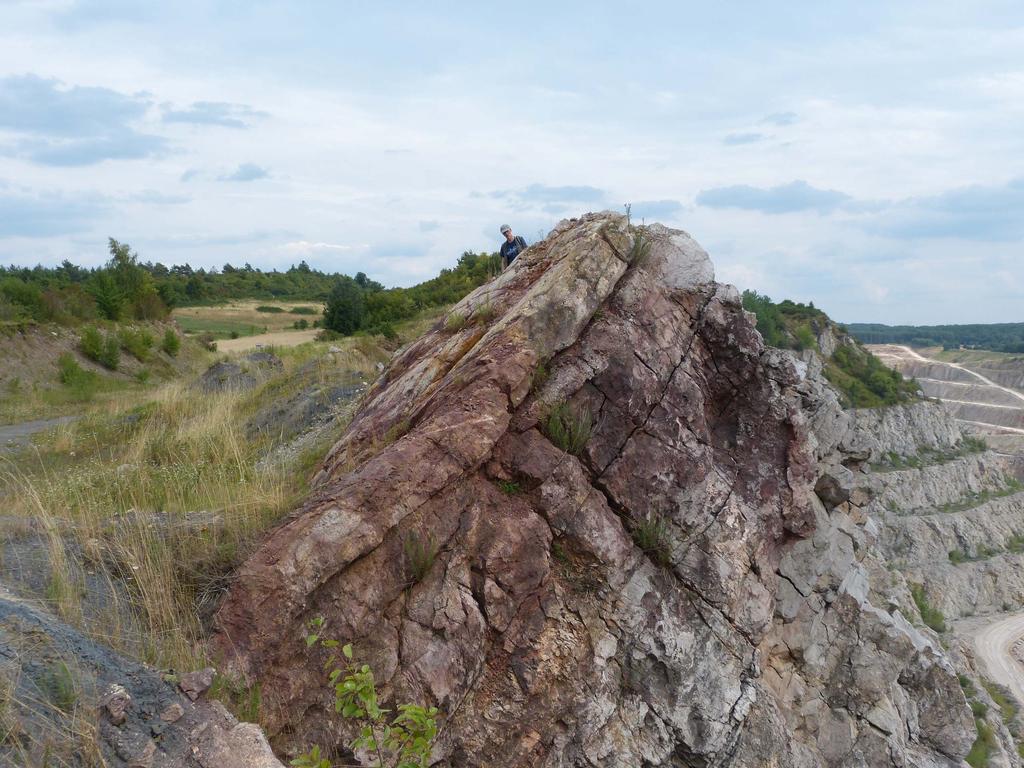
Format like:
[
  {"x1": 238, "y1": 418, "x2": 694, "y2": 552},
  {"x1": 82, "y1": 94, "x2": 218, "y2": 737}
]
[{"x1": 1, "y1": 1, "x2": 1021, "y2": 324}]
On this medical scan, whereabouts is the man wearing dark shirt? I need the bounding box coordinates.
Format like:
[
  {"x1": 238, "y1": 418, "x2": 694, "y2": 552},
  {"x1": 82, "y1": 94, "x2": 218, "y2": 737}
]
[{"x1": 499, "y1": 225, "x2": 527, "y2": 269}]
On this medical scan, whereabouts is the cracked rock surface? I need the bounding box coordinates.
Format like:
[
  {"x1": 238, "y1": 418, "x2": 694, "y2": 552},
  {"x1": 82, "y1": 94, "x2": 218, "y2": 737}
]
[{"x1": 213, "y1": 212, "x2": 975, "y2": 766}]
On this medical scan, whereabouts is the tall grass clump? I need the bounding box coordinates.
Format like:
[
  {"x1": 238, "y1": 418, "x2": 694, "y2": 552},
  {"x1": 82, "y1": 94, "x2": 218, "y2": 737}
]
[
  {"x1": 631, "y1": 514, "x2": 672, "y2": 566},
  {"x1": 910, "y1": 583, "x2": 947, "y2": 633},
  {"x1": 2, "y1": 381, "x2": 305, "y2": 670},
  {"x1": 543, "y1": 402, "x2": 593, "y2": 455},
  {"x1": 404, "y1": 532, "x2": 438, "y2": 584}
]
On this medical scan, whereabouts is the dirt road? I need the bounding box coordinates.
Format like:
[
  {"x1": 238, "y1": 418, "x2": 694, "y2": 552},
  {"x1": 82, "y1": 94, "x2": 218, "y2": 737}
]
[
  {"x1": 884, "y1": 345, "x2": 1024, "y2": 406},
  {"x1": 0, "y1": 416, "x2": 76, "y2": 453},
  {"x1": 215, "y1": 329, "x2": 320, "y2": 353},
  {"x1": 973, "y1": 611, "x2": 1024, "y2": 706}
]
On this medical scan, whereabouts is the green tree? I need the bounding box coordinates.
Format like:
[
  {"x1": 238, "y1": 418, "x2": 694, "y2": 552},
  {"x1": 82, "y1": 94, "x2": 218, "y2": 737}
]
[
  {"x1": 88, "y1": 271, "x2": 125, "y2": 321},
  {"x1": 323, "y1": 277, "x2": 366, "y2": 335}
]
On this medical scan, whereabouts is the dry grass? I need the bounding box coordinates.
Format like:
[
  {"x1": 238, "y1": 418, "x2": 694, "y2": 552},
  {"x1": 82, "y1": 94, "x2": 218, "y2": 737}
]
[
  {"x1": 172, "y1": 300, "x2": 323, "y2": 337},
  {"x1": 0, "y1": 312, "x2": 440, "y2": 675},
  {"x1": 0, "y1": 653, "x2": 106, "y2": 768}
]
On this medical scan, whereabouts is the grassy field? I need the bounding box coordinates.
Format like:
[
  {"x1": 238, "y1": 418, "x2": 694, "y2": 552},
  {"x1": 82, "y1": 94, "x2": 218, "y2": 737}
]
[
  {"x1": 0, "y1": 311, "x2": 437, "y2": 682},
  {"x1": 171, "y1": 300, "x2": 323, "y2": 339}
]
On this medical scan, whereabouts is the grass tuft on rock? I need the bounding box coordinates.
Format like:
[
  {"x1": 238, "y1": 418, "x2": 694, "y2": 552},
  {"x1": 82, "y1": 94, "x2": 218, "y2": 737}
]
[
  {"x1": 632, "y1": 514, "x2": 672, "y2": 567},
  {"x1": 404, "y1": 532, "x2": 438, "y2": 584},
  {"x1": 910, "y1": 583, "x2": 947, "y2": 633},
  {"x1": 543, "y1": 401, "x2": 593, "y2": 456}
]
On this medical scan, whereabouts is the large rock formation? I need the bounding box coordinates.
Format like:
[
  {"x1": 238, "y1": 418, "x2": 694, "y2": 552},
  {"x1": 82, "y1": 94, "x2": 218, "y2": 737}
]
[{"x1": 214, "y1": 213, "x2": 976, "y2": 766}]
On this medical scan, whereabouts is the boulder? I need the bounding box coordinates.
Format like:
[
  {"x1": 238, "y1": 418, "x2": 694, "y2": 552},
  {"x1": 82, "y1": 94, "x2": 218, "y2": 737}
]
[{"x1": 196, "y1": 351, "x2": 283, "y2": 393}]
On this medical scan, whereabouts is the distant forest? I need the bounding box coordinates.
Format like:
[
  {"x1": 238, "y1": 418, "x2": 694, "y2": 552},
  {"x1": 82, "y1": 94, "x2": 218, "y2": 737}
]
[
  {"x1": 847, "y1": 323, "x2": 1024, "y2": 353},
  {"x1": 0, "y1": 239, "x2": 501, "y2": 334}
]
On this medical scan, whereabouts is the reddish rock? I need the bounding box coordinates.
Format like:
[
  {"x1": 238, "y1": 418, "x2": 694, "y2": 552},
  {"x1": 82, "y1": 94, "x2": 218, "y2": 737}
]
[
  {"x1": 212, "y1": 213, "x2": 817, "y2": 765},
  {"x1": 179, "y1": 667, "x2": 215, "y2": 701}
]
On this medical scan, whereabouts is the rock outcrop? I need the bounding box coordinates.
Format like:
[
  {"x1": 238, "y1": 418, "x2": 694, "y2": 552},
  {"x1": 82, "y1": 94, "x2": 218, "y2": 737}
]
[
  {"x1": 214, "y1": 213, "x2": 977, "y2": 766},
  {"x1": 0, "y1": 588, "x2": 285, "y2": 768}
]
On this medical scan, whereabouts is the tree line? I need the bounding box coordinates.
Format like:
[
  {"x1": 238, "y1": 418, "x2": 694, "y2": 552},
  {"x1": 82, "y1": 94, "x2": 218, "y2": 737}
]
[
  {"x1": 847, "y1": 322, "x2": 1024, "y2": 353},
  {"x1": 0, "y1": 240, "x2": 501, "y2": 334}
]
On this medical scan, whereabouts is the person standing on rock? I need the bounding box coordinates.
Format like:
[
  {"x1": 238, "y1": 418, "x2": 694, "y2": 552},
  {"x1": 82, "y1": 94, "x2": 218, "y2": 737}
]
[{"x1": 499, "y1": 225, "x2": 527, "y2": 269}]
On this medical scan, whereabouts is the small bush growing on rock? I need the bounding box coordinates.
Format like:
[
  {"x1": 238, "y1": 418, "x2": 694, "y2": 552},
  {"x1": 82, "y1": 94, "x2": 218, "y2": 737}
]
[
  {"x1": 404, "y1": 532, "x2": 438, "y2": 583},
  {"x1": 909, "y1": 584, "x2": 946, "y2": 633},
  {"x1": 295, "y1": 618, "x2": 440, "y2": 768},
  {"x1": 543, "y1": 402, "x2": 592, "y2": 456},
  {"x1": 209, "y1": 673, "x2": 261, "y2": 724},
  {"x1": 960, "y1": 436, "x2": 988, "y2": 454},
  {"x1": 497, "y1": 480, "x2": 522, "y2": 495},
  {"x1": 966, "y1": 718, "x2": 996, "y2": 768},
  {"x1": 383, "y1": 418, "x2": 410, "y2": 446},
  {"x1": 294, "y1": 318, "x2": 309, "y2": 330},
  {"x1": 161, "y1": 328, "x2": 181, "y2": 356},
  {"x1": 632, "y1": 514, "x2": 672, "y2": 567},
  {"x1": 981, "y1": 679, "x2": 1020, "y2": 730}
]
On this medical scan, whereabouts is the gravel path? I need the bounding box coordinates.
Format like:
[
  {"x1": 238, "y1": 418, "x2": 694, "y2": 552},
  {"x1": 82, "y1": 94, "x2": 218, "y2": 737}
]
[
  {"x1": 973, "y1": 611, "x2": 1024, "y2": 706},
  {"x1": 0, "y1": 415, "x2": 76, "y2": 453},
  {"x1": 216, "y1": 328, "x2": 319, "y2": 353}
]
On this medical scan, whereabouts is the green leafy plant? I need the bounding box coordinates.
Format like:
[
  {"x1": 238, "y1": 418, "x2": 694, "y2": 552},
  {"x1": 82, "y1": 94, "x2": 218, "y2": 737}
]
[
  {"x1": 291, "y1": 745, "x2": 331, "y2": 768},
  {"x1": 497, "y1": 480, "x2": 522, "y2": 495},
  {"x1": 543, "y1": 402, "x2": 592, "y2": 455},
  {"x1": 404, "y1": 532, "x2": 438, "y2": 584},
  {"x1": 294, "y1": 618, "x2": 440, "y2": 768}
]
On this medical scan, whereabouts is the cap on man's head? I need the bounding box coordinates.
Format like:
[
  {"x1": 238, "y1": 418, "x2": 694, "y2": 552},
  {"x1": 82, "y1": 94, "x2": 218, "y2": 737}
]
[{"x1": 500, "y1": 224, "x2": 511, "y2": 234}]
